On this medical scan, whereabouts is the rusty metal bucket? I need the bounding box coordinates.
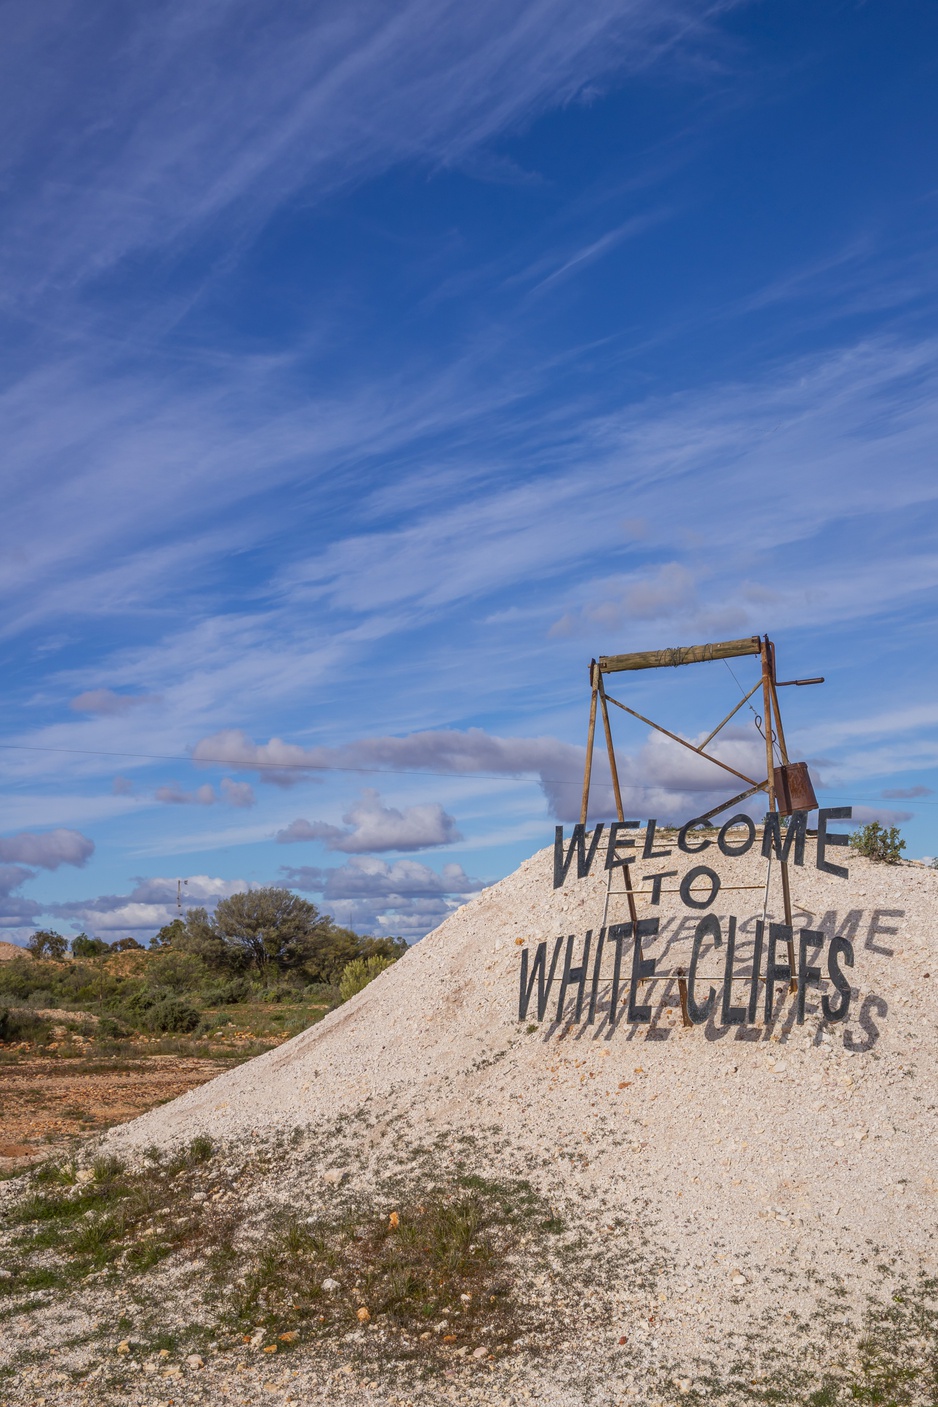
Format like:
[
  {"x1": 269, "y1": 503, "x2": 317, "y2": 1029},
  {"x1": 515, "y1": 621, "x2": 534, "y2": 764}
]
[{"x1": 773, "y1": 761, "x2": 818, "y2": 814}]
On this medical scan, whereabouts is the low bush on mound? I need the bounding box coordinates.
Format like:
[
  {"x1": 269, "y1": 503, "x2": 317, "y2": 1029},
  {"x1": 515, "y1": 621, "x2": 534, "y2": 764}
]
[
  {"x1": 695, "y1": 1272, "x2": 938, "y2": 1407},
  {"x1": 850, "y1": 821, "x2": 906, "y2": 864},
  {"x1": 1, "y1": 1138, "x2": 220, "y2": 1294}
]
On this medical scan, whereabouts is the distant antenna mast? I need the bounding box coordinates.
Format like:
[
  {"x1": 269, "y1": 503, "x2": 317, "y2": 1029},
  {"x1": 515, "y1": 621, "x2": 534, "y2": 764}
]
[{"x1": 176, "y1": 878, "x2": 188, "y2": 919}]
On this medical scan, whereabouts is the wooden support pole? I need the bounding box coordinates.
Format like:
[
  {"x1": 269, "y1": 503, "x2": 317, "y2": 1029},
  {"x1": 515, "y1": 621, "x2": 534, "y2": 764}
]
[
  {"x1": 768, "y1": 648, "x2": 790, "y2": 766},
  {"x1": 580, "y1": 661, "x2": 599, "y2": 826},
  {"x1": 676, "y1": 969, "x2": 692, "y2": 1028},
  {"x1": 597, "y1": 674, "x2": 638, "y2": 927},
  {"x1": 598, "y1": 675, "x2": 625, "y2": 824},
  {"x1": 760, "y1": 637, "x2": 777, "y2": 814},
  {"x1": 761, "y1": 637, "x2": 796, "y2": 991}
]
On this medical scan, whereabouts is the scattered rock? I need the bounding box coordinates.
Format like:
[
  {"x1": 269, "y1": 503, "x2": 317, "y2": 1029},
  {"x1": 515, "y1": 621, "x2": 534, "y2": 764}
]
[
  {"x1": 185, "y1": 1354, "x2": 204, "y2": 1368},
  {"x1": 322, "y1": 1169, "x2": 346, "y2": 1186},
  {"x1": 321, "y1": 1278, "x2": 340, "y2": 1293}
]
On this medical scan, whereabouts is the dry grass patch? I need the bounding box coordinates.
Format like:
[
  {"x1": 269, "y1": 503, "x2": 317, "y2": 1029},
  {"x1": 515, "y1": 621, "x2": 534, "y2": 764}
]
[{"x1": 214, "y1": 1172, "x2": 560, "y2": 1359}]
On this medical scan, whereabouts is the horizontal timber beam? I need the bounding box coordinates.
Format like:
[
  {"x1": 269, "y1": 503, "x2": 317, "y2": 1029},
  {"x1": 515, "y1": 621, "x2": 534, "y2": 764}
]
[{"x1": 599, "y1": 636, "x2": 761, "y2": 674}]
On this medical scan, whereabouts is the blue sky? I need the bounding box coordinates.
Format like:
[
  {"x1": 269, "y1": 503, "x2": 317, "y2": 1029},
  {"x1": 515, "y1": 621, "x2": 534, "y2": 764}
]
[{"x1": 2, "y1": 0, "x2": 937, "y2": 944}]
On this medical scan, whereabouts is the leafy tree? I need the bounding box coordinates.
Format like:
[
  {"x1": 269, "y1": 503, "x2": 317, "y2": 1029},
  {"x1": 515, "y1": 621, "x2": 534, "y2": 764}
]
[
  {"x1": 71, "y1": 933, "x2": 111, "y2": 958},
  {"x1": 210, "y1": 888, "x2": 331, "y2": 973},
  {"x1": 26, "y1": 929, "x2": 68, "y2": 961},
  {"x1": 151, "y1": 918, "x2": 185, "y2": 949},
  {"x1": 851, "y1": 822, "x2": 906, "y2": 864},
  {"x1": 339, "y1": 954, "x2": 395, "y2": 1003},
  {"x1": 171, "y1": 890, "x2": 409, "y2": 981},
  {"x1": 363, "y1": 935, "x2": 408, "y2": 962},
  {"x1": 173, "y1": 907, "x2": 244, "y2": 970},
  {"x1": 112, "y1": 936, "x2": 143, "y2": 952}
]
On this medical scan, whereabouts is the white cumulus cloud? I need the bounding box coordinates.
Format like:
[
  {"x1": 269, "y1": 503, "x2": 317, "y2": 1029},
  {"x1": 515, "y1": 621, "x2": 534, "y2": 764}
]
[
  {"x1": 276, "y1": 790, "x2": 460, "y2": 853},
  {"x1": 0, "y1": 828, "x2": 94, "y2": 869}
]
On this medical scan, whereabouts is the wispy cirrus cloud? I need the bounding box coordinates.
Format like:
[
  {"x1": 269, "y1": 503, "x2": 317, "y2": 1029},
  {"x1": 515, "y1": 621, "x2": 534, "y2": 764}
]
[{"x1": 0, "y1": 0, "x2": 713, "y2": 298}]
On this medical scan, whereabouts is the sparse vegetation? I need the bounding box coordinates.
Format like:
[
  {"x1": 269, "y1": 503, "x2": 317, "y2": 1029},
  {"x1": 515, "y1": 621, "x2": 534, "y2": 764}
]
[
  {"x1": 0, "y1": 904, "x2": 408, "y2": 1061},
  {"x1": 850, "y1": 821, "x2": 906, "y2": 864},
  {"x1": 0, "y1": 920, "x2": 408, "y2": 1145},
  {"x1": 223, "y1": 1170, "x2": 553, "y2": 1351},
  {"x1": 1, "y1": 1144, "x2": 559, "y2": 1363},
  {"x1": 691, "y1": 1272, "x2": 938, "y2": 1407},
  {"x1": 2, "y1": 1139, "x2": 220, "y2": 1294}
]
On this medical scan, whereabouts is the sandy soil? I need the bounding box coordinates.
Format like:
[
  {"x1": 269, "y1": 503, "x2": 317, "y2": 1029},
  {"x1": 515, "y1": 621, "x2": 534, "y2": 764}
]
[{"x1": 0, "y1": 1055, "x2": 229, "y2": 1157}]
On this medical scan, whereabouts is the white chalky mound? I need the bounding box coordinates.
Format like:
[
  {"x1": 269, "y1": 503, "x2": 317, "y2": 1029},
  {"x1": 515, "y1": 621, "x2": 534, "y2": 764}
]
[{"x1": 108, "y1": 837, "x2": 938, "y2": 1365}]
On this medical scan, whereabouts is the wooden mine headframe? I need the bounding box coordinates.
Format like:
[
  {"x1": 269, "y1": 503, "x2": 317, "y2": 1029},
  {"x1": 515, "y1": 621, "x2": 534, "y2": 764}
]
[{"x1": 580, "y1": 633, "x2": 822, "y2": 943}]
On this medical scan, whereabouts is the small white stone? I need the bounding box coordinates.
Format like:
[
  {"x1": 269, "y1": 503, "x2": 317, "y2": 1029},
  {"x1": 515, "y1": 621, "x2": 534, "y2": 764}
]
[{"x1": 321, "y1": 1278, "x2": 341, "y2": 1293}]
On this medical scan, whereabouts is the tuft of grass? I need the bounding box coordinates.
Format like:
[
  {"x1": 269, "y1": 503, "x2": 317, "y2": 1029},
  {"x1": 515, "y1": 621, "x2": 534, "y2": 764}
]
[
  {"x1": 687, "y1": 1273, "x2": 938, "y2": 1407},
  {"x1": 2, "y1": 1140, "x2": 562, "y2": 1364},
  {"x1": 1, "y1": 1137, "x2": 228, "y2": 1296}
]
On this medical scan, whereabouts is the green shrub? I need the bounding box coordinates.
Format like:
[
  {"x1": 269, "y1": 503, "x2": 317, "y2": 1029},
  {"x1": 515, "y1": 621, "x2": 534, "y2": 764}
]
[
  {"x1": 207, "y1": 976, "x2": 252, "y2": 1005},
  {"x1": 0, "y1": 1007, "x2": 51, "y2": 1043},
  {"x1": 338, "y1": 955, "x2": 394, "y2": 1004},
  {"x1": 145, "y1": 950, "x2": 209, "y2": 993},
  {"x1": 146, "y1": 995, "x2": 201, "y2": 1033},
  {"x1": 851, "y1": 821, "x2": 906, "y2": 864},
  {"x1": 97, "y1": 1016, "x2": 131, "y2": 1039}
]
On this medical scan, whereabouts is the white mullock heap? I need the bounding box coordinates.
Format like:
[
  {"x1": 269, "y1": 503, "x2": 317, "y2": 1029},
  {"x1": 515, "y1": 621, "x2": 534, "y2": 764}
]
[{"x1": 106, "y1": 834, "x2": 938, "y2": 1366}]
